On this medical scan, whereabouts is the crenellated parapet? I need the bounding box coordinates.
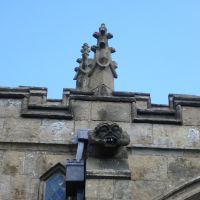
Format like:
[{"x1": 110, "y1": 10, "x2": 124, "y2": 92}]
[
  {"x1": 1, "y1": 86, "x2": 200, "y2": 126},
  {"x1": 0, "y1": 86, "x2": 72, "y2": 119}
]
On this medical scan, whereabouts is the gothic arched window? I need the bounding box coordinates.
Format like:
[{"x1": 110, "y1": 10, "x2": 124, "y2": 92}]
[{"x1": 39, "y1": 163, "x2": 66, "y2": 200}]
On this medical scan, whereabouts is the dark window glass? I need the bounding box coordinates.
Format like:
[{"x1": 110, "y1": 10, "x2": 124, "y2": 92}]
[{"x1": 44, "y1": 173, "x2": 65, "y2": 200}]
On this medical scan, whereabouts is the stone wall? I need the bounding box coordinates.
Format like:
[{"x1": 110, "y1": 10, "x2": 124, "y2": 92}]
[{"x1": 1, "y1": 87, "x2": 200, "y2": 199}]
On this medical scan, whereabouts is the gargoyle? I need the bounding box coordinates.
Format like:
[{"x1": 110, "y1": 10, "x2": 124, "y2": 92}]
[{"x1": 89, "y1": 123, "x2": 130, "y2": 148}]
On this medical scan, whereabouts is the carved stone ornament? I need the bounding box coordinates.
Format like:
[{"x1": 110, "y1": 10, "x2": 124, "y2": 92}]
[
  {"x1": 89, "y1": 123, "x2": 130, "y2": 148},
  {"x1": 90, "y1": 23, "x2": 118, "y2": 78},
  {"x1": 73, "y1": 24, "x2": 118, "y2": 94},
  {"x1": 73, "y1": 43, "x2": 93, "y2": 90}
]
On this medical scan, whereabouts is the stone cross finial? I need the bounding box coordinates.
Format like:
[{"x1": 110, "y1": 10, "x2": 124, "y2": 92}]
[
  {"x1": 74, "y1": 24, "x2": 118, "y2": 95},
  {"x1": 91, "y1": 23, "x2": 115, "y2": 53}
]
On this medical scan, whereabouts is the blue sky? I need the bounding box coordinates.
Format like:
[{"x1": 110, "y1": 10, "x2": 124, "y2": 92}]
[{"x1": 0, "y1": 1, "x2": 200, "y2": 104}]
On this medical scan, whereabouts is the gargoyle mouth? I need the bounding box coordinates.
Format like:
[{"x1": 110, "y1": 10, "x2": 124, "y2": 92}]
[{"x1": 103, "y1": 135, "x2": 118, "y2": 145}]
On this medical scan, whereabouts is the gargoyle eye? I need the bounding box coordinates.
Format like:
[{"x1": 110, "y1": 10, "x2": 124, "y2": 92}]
[
  {"x1": 111, "y1": 125, "x2": 119, "y2": 132},
  {"x1": 99, "y1": 126, "x2": 109, "y2": 132}
]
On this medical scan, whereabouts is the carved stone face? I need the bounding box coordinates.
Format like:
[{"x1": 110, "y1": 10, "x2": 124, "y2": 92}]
[{"x1": 90, "y1": 123, "x2": 130, "y2": 148}]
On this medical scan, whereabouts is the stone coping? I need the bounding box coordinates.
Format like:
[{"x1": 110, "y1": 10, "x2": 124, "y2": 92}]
[
  {"x1": 0, "y1": 86, "x2": 199, "y2": 123},
  {"x1": 0, "y1": 86, "x2": 199, "y2": 107}
]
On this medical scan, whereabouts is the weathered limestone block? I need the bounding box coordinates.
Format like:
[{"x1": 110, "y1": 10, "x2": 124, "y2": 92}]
[
  {"x1": 182, "y1": 106, "x2": 200, "y2": 125},
  {"x1": 121, "y1": 123, "x2": 153, "y2": 145},
  {"x1": 99, "y1": 179, "x2": 114, "y2": 199},
  {"x1": 153, "y1": 124, "x2": 200, "y2": 148},
  {"x1": 0, "y1": 99, "x2": 21, "y2": 118},
  {"x1": 0, "y1": 151, "x2": 4, "y2": 174},
  {"x1": 132, "y1": 180, "x2": 167, "y2": 200},
  {"x1": 44, "y1": 153, "x2": 72, "y2": 171},
  {"x1": 113, "y1": 180, "x2": 133, "y2": 200},
  {"x1": 136, "y1": 100, "x2": 148, "y2": 109},
  {"x1": 72, "y1": 100, "x2": 91, "y2": 120},
  {"x1": 25, "y1": 152, "x2": 44, "y2": 178},
  {"x1": 39, "y1": 119, "x2": 74, "y2": 144},
  {"x1": 3, "y1": 118, "x2": 41, "y2": 142},
  {"x1": 86, "y1": 179, "x2": 133, "y2": 200},
  {"x1": 29, "y1": 95, "x2": 43, "y2": 104},
  {"x1": 168, "y1": 157, "x2": 200, "y2": 182},
  {"x1": 131, "y1": 147, "x2": 184, "y2": 157},
  {"x1": 74, "y1": 120, "x2": 90, "y2": 133},
  {"x1": 91, "y1": 102, "x2": 131, "y2": 122},
  {"x1": 28, "y1": 178, "x2": 40, "y2": 200},
  {"x1": 23, "y1": 151, "x2": 70, "y2": 178},
  {"x1": 89, "y1": 67, "x2": 114, "y2": 93},
  {"x1": 2, "y1": 151, "x2": 25, "y2": 176},
  {"x1": 86, "y1": 121, "x2": 102, "y2": 130},
  {"x1": 0, "y1": 118, "x2": 5, "y2": 141},
  {"x1": 129, "y1": 155, "x2": 168, "y2": 181},
  {"x1": 0, "y1": 175, "x2": 11, "y2": 200},
  {"x1": 23, "y1": 152, "x2": 40, "y2": 177},
  {"x1": 10, "y1": 175, "x2": 31, "y2": 200},
  {"x1": 87, "y1": 158, "x2": 131, "y2": 179},
  {"x1": 85, "y1": 179, "x2": 99, "y2": 199},
  {"x1": 43, "y1": 153, "x2": 72, "y2": 176},
  {"x1": 86, "y1": 179, "x2": 114, "y2": 200},
  {"x1": 0, "y1": 118, "x2": 4, "y2": 129}
]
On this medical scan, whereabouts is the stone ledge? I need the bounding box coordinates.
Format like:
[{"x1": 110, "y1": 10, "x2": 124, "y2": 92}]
[
  {"x1": 0, "y1": 86, "x2": 47, "y2": 99},
  {"x1": 151, "y1": 104, "x2": 169, "y2": 108},
  {"x1": 21, "y1": 110, "x2": 73, "y2": 119},
  {"x1": 128, "y1": 144, "x2": 200, "y2": 151},
  {"x1": 0, "y1": 142, "x2": 76, "y2": 152},
  {"x1": 0, "y1": 87, "x2": 29, "y2": 98},
  {"x1": 0, "y1": 92, "x2": 27, "y2": 98},
  {"x1": 170, "y1": 94, "x2": 200, "y2": 107},
  {"x1": 63, "y1": 88, "x2": 94, "y2": 96},
  {"x1": 132, "y1": 100, "x2": 182, "y2": 124},
  {"x1": 113, "y1": 91, "x2": 150, "y2": 97},
  {"x1": 133, "y1": 117, "x2": 182, "y2": 125},
  {"x1": 70, "y1": 95, "x2": 136, "y2": 102},
  {"x1": 21, "y1": 99, "x2": 73, "y2": 119},
  {"x1": 86, "y1": 158, "x2": 131, "y2": 180},
  {"x1": 173, "y1": 100, "x2": 200, "y2": 107},
  {"x1": 86, "y1": 169, "x2": 131, "y2": 180},
  {"x1": 27, "y1": 104, "x2": 70, "y2": 111},
  {"x1": 137, "y1": 108, "x2": 176, "y2": 115}
]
